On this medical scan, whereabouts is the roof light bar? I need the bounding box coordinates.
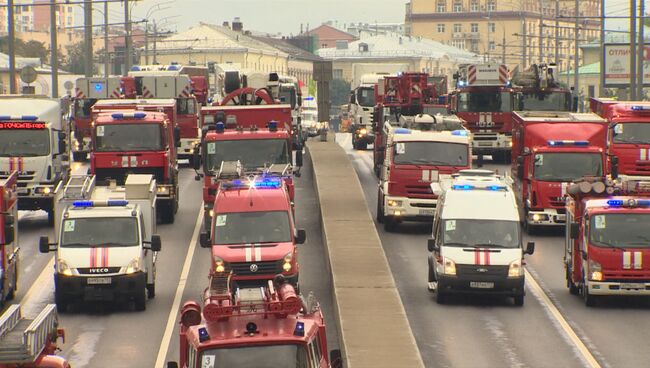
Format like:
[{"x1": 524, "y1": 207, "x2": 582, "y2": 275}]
[
  {"x1": 72, "y1": 200, "x2": 129, "y2": 207},
  {"x1": 452, "y1": 184, "x2": 474, "y2": 190},
  {"x1": 630, "y1": 105, "x2": 650, "y2": 111},
  {"x1": 215, "y1": 121, "x2": 225, "y2": 133},
  {"x1": 0, "y1": 115, "x2": 38, "y2": 121},
  {"x1": 222, "y1": 178, "x2": 283, "y2": 190},
  {"x1": 606, "y1": 199, "x2": 650, "y2": 208},
  {"x1": 547, "y1": 140, "x2": 589, "y2": 146},
  {"x1": 451, "y1": 130, "x2": 468, "y2": 136},
  {"x1": 111, "y1": 112, "x2": 147, "y2": 119},
  {"x1": 394, "y1": 128, "x2": 411, "y2": 134}
]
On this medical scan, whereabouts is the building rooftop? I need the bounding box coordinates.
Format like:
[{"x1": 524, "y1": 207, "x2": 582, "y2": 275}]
[
  {"x1": 252, "y1": 36, "x2": 323, "y2": 62},
  {"x1": 560, "y1": 62, "x2": 600, "y2": 76},
  {"x1": 0, "y1": 52, "x2": 40, "y2": 71}
]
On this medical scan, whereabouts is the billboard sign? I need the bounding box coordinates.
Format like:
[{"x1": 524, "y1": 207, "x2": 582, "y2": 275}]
[{"x1": 604, "y1": 43, "x2": 650, "y2": 87}]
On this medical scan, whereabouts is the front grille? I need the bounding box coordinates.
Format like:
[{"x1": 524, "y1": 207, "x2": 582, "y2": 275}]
[
  {"x1": 549, "y1": 196, "x2": 566, "y2": 207},
  {"x1": 95, "y1": 167, "x2": 164, "y2": 185},
  {"x1": 229, "y1": 261, "x2": 282, "y2": 276},
  {"x1": 405, "y1": 185, "x2": 434, "y2": 199},
  {"x1": 411, "y1": 202, "x2": 436, "y2": 208},
  {"x1": 0, "y1": 170, "x2": 36, "y2": 182},
  {"x1": 457, "y1": 264, "x2": 509, "y2": 277},
  {"x1": 77, "y1": 267, "x2": 122, "y2": 275},
  {"x1": 472, "y1": 134, "x2": 498, "y2": 141}
]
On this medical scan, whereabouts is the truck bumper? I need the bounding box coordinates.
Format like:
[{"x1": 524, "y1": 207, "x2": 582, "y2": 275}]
[
  {"x1": 55, "y1": 272, "x2": 146, "y2": 302},
  {"x1": 526, "y1": 208, "x2": 566, "y2": 226},
  {"x1": 18, "y1": 192, "x2": 54, "y2": 212},
  {"x1": 438, "y1": 274, "x2": 525, "y2": 296},
  {"x1": 178, "y1": 138, "x2": 199, "y2": 159},
  {"x1": 472, "y1": 132, "x2": 512, "y2": 154},
  {"x1": 231, "y1": 272, "x2": 299, "y2": 288},
  {"x1": 384, "y1": 196, "x2": 436, "y2": 220},
  {"x1": 587, "y1": 280, "x2": 650, "y2": 296}
]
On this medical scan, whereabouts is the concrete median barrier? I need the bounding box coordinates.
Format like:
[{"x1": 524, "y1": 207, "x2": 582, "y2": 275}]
[{"x1": 307, "y1": 135, "x2": 425, "y2": 368}]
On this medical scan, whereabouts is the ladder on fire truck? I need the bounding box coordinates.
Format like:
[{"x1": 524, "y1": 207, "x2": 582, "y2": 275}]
[
  {"x1": 59, "y1": 174, "x2": 96, "y2": 200},
  {"x1": 0, "y1": 304, "x2": 59, "y2": 363}
]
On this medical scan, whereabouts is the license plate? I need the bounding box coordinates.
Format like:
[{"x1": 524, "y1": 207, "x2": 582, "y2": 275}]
[
  {"x1": 621, "y1": 283, "x2": 645, "y2": 290},
  {"x1": 470, "y1": 281, "x2": 494, "y2": 289},
  {"x1": 419, "y1": 209, "x2": 435, "y2": 216},
  {"x1": 17, "y1": 188, "x2": 28, "y2": 195},
  {"x1": 478, "y1": 142, "x2": 494, "y2": 146},
  {"x1": 87, "y1": 277, "x2": 112, "y2": 285},
  {"x1": 556, "y1": 214, "x2": 566, "y2": 221}
]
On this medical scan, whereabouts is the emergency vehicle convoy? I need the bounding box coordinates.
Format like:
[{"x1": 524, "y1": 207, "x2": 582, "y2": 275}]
[
  {"x1": 167, "y1": 276, "x2": 340, "y2": 368},
  {"x1": 565, "y1": 177, "x2": 650, "y2": 306},
  {"x1": 511, "y1": 111, "x2": 609, "y2": 233},
  {"x1": 39, "y1": 174, "x2": 161, "y2": 311},
  {"x1": 199, "y1": 175, "x2": 305, "y2": 288},
  {"x1": 0, "y1": 96, "x2": 70, "y2": 225},
  {"x1": 196, "y1": 105, "x2": 299, "y2": 233},
  {"x1": 450, "y1": 63, "x2": 514, "y2": 163},
  {"x1": 591, "y1": 99, "x2": 650, "y2": 178},
  {"x1": 511, "y1": 63, "x2": 573, "y2": 112},
  {"x1": 0, "y1": 304, "x2": 69, "y2": 368},
  {"x1": 350, "y1": 73, "x2": 387, "y2": 150},
  {"x1": 0, "y1": 171, "x2": 18, "y2": 307},
  {"x1": 376, "y1": 116, "x2": 471, "y2": 231},
  {"x1": 90, "y1": 110, "x2": 180, "y2": 223},
  {"x1": 427, "y1": 170, "x2": 535, "y2": 305}
]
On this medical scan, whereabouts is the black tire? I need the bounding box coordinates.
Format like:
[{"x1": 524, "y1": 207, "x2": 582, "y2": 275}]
[
  {"x1": 376, "y1": 192, "x2": 385, "y2": 224},
  {"x1": 55, "y1": 289, "x2": 68, "y2": 313},
  {"x1": 359, "y1": 142, "x2": 368, "y2": 150},
  {"x1": 384, "y1": 216, "x2": 397, "y2": 232},
  {"x1": 583, "y1": 282, "x2": 596, "y2": 307},
  {"x1": 567, "y1": 268, "x2": 579, "y2": 295},
  {"x1": 159, "y1": 202, "x2": 175, "y2": 224},
  {"x1": 6, "y1": 263, "x2": 17, "y2": 301},
  {"x1": 514, "y1": 295, "x2": 524, "y2": 306},
  {"x1": 147, "y1": 283, "x2": 156, "y2": 299},
  {"x1": 135, "y1": 288, "x2": 147, "y2": 311},
  {"x1": 428, "y1": 265, "x2": 435, "y2": 283},
  {"x1": 435, "y1": 290, "x2": 446, "y2": 304}
]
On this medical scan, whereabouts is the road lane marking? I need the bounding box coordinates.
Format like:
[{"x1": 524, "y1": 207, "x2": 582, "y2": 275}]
[
  {"x1": 154, "y1": 208, "x2": 204, "y2": 367},
  {"x1": 524, "y1": 269, "x2": 601, "y2": 368}
]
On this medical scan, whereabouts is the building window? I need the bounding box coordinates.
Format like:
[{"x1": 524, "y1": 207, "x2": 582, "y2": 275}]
[
  {"x1": 487, "y1": 1, "x2": 496, "y2": 11},
  {"x1": 488, "y1": 22, "x2": 496, "y2": 33},
  {"x1": 471, "y1": 23, "x2": 478, "y2": 33},
  {"x1": 437, "y1": 24, "x2": 446, "y2": 33},
  {"x1": 333, "y1": 69, "x2": 343, "y2": 80},
  {"x1": 437, "y1": 1, "x2": 446, "y2": 12},
  {"x1": 489, "y1": 41, "x2": 496, "y2": 51},
  {"x1": 470, "y1": 0, "x2": 479, "y2": 12},
  {"x1": 453, "y1": 24, "x2": 462, "y2": 33},
  {"x1": 453, "y1": 1, "x2": 462, "y2": 12},
  {"x1": 451, "y1": 40, "x2": 466, "y2": 50}
]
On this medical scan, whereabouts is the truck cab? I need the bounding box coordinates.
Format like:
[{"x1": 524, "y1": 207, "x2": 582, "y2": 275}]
[
  {"x1": 350, "y1": 74, "x2": 384, "y2": 150},
  {"x1": 167, "y1": 278, "x2": 340, "y2": 368},
  {"x1": 199, "y1": 176, "x2": 305, "y2": 288},
  {"x1": 376, "y1": 115, "x2": 471, "y2": 231},
  {"x1": 565, "y1": 178, "x2": 650, "y2": 306},
  {"x1": 0, "y1": 96, "x2": 69, "y2": 225},
  {"x1": 428, "y1": 170, "x2": 534, "y2": 305},
  {"x1": 0, "y1": 171, "x2": 18, "y2": 307},
  {"x1": 511, "y1": 111, "x2": 609, "y2": 232},
  {"x1": 39, "y1": 174, "x2": 161, "y2": 311},
  {"x1": 90, "y1": 110, "x2": 180, "y2": 223}
]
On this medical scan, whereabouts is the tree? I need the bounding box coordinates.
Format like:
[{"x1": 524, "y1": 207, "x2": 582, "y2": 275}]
[
  {"x1": 0, "y1": 37, "x2": 47, "y2": 63},
  {"x1": 61, "y1": 42, "x2": 96, "y2": 74},
  {"x1": 329, "y1": 78, "x2": 351, "y2": 107}
]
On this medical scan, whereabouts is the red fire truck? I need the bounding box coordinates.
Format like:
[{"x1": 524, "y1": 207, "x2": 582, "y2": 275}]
[
  {"x1": 0, "y1": 171, "x2": 18, "y2": 307},
  {"x1": 512, "y1": 63, "x2": 573, "y2": 113},
  {"x1": 512, "y1": 112, "x2": 609, "y2": 233},
  {"x1": 90, "y1": 111, "x2": 180, "y2": 223},
  {"x1": 450, "y1": 63, "x2": 514, "y2": 163},
  {"x1": 591, "y1": 99, "x2": 650, "y2": 178},
  {"x1": 0, "y1": 304, "x2": 70, "y2": 368},
  {"x1": 167, "y1": 276, "x2": 341, "y2": 368},
  {"x1": 199, "y1": 176, "x2": 305, "y2": 287},
  {"x1": 196, "y1": 105, "x2": 299, "y2": 233},
  {"x1": 565, "y1": 177, "x2": 650, "y2": 306}
]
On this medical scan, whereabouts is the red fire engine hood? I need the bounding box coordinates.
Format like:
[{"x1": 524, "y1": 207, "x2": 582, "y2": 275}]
[
  {"x1": 588, "y1": 244, "x2": 650, "y2": 275},
  {"x1": 211, "y1": 242, "x2": 294, "y2": 264},
  {"x1": 388, "y1": 165, "x2": 465, "y2": 199},
  {"x1": 529, "y1": 180, "x2": 568, "y2": 210}
]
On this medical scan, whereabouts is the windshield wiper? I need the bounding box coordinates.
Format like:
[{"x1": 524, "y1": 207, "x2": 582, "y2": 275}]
[
  {"x1": 444, "y1": 242, "x2": 471, "y2": 247},
  {"x1": 62, "y1": 242, "x2": 91, "y2": 247},
  {"x1": 409, "y1": 159, "x2": 452, "y2": 165},
  {"x1": 474, "y1": 243, "x2": 511, "y2": 248}
]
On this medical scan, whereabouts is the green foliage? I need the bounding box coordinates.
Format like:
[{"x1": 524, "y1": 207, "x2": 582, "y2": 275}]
[
  {"x1": 0, "y1": 37, "x2": 48, "y2": 62},
  {"x1": 329, "y1": 78, "x2": 351, "y2": 106}
]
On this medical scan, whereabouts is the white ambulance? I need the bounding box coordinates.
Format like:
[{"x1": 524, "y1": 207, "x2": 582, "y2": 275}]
[
  {"x1": 427, "y1": 170, "x2": 534, "y2": 305},
  {"x1": 39, "y1": 174, "x2": 161, "y2": 311}
]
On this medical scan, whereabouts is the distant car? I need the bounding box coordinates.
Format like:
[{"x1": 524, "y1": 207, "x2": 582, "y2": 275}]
[{"x1": 301, "y1": 111, "x2": 327, "y2": 137}]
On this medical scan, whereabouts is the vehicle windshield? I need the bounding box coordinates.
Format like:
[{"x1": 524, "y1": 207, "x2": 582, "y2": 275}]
[
  {"x1": 0, "y1": 129, "x2": 50, "y2": 156},
  {"x1": 457, "y1": 91, "x2": 512, "y2": 112},
  {"x1": 516, "y1": 91, "x2": 571, "y2": 111},
  {"x1": 357, "y1": 87, "x2": 375, "y2": 107},
  {"x1": 199, "y1": 344, "x2": 309, "y2": 368},
  {"x1": 443, "y1": 219, "x2": 520, "y2": 248},
  {"x1": 213, "y1": 211, "x2": 291, "y2": 245},
  {"x1": 177, "y1": 98, "x2": 197, "y2": 115},
  {"x1": 612, "y1": 123, "x2": 650, "y2": 144},
  {"x1": 74, "y1": 98, "x2": 97, "y2": 119},
  {"x1": 424, "y1": 106, "x2": 448, "y2": 115},
  {"x1": 95, "y1": 123, "x2": 165, "y2": 152},
  {"x1": 393, "y1": 141, "x2": 468, "y2": 166},
  {"x1": 590, "y1": 213, "x2": 650, "y2": 248},
  {"x1": 533, "y1": 152, "x2": 603, "y2": 182},
  {"x1": 204, "y1": 139, "x2": 289, "y2": 172},
  {"x1": 61, "y1": 217, "x2": 139, "y2": 247}
]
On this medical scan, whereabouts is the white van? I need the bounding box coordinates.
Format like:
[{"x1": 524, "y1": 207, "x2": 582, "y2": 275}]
[{"x1": 427, "y1": 170, "x2": 534, "y2": 305}]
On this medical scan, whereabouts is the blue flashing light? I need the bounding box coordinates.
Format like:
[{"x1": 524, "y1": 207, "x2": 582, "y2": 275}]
[
  {"x1": 167, "y1": 64, "x2": 180, "y2": 71},
  {"x1": 133, "y1": 112, "x2": 147, "y2": 119},
  {"x1": 111, "y1": 112, "x2": 147, "y2": 119},
  {"x1": 21, "y1": 115, "x2": 38, "y2": 121},
  {"x1": 93, "y1": 83, "x2": 104, "y2": 92},
  {"x1": 72, "y1": 200, "x2": 129, "y2": 207},
  {"x1": 458, "y1": 81, "x2": 466, "y2": 87},
  {"x1": 304, "y1": 96, "x2": 315, "y2": 101},
  {"x1": 451, "y1": 130, "x2": 468, "y2": 136},
  {"x1": 130, "y1": 66, "x2": 141, "y2": 71},
  {"x1": 252, "y1": 178, "x2": 282, "y2": 189},
  {"x1": 486, "y1": 185, "x2": 506, "y2": 191},
  {"x1": 111, "y1": 113, "x2": 124, "y2": 119},
  {"x1": 394, "y1": 128, "x2": 411, "y2": 134},
  {"x1": 198, "y1": 327, "x2": 210, "y2": 342},
  {"x1": 607, "y1": 199, "x2": 624, "y2": 207},
  {"x1": 631, "y1": 105, "x2": 650, "y2": 111},
  {"x1": 0, "y1": 116, "x2": 9, "y2": 120},
  {"x1": 452, "y1": 184, "x2": 474, "y2": 190},
  {"x1": 107, "y1": 200, "x2": 129, "y2": 206},
  {"x1": 72, "y1": 200, "x2": 94, "y2": 207},
  {"x1": 608, "y1": 199, "x2": 650, "y2": 208},
  {"x1": 293, "y1": 321, "x2": 305, "y2": 337},
  {"x1": 268, "y1": 120, "x2": 278, "y2": 132},
  {"x1": 547, "y1": 140, "x2": 590, "y2": 147},
  {"x1": 215, "y1": 122, "x2": 225, "y2": 133}
]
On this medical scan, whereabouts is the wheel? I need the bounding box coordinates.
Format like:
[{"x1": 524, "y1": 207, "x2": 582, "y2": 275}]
[
  {"x1": 6, "y1": 263, "x2": 17, "y2": 301},
  {"x1": 376, "y1": 192, "x2": 385, "y2": 224},
  {"x1": 428, "y1": 265, "x2": 435, "y2": 283},
  {"x1": 567, "y1": 267, "x2": 579, "y2": 295},
  {"x1": 47, "y1": 210, "x2": 55, "y2": 226},
  {"x1": 55, "y1": 289, "x2": 68, "y2": 312},
  {"x1": 514, "y1": 295, "x2": 524, "y2": 306},
  {"x1": 359, "y1": 142, "x2": 368, "y2": 150},
  {"x1": 435, "y1": 290, "x2": 446, "y2": 304},
  {"x1": 159, "y1": 202, "x2": 175, "y2": 224},
  {"x1": 583, "y1": 282, "x2": 596, "y2": 307},
  {"x1": 384, "y1": 216, "x2": 397, "y2": 232},
  {"x1": 134, "y1": 288, "x2": 147, "y2": 311},
  {"x1": 147, "y1": 283, "x2": 156, "y2": 299}
]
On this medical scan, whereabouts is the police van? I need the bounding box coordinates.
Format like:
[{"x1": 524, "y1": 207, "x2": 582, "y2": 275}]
[{"x1": 427, "y1": 170, "x2": 534, "y2": 305}]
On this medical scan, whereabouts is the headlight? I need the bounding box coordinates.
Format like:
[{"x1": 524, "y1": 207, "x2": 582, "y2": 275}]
[
  {"x1": 156, "y1": 186, "x2": 170, "y2": 195},
  {"x1": 443, "y1": 257, "x2": 456, "y2": 275},
  {"x1": 214, "y1": 256, "x2": 225, "y2": 273},
  {"x1": 282, "y1": 252, "x2": 293, "y2": 272},
  {"x1": 209, "y1": 209, "x2": 214, "y2": 217},
  {"x1": 508, "y1": 259, "x2": 523, "y2": 277},
  {"x1": 57, "y1": 259, "x2": 73, "y2": 276},
  {"x1": 125, "y1": 257, "x2": 141, "y2": 274},
  {"x1": 360, "y1": 128, "x2": 367, "y2": 135},
  {"x1": 74, "y1": 140, "x2": 80, "y2": 148},
  {"x1": 387, "y1": 199, "x2": 402, "y2": 207},
  {"x1": 588, "y1": 260, "x2": 603, "y2": 281},
  {"x1": 36, "y1": 186, "x2": 53, "y2": 195},
  {"x1": 509, "y1": 141, "x2": 513, "y2": 147}
]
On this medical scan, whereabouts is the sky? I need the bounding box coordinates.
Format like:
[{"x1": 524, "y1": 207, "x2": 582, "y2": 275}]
[{"x1": 95, "y1": 0, "x2": 644, "y2": 36}]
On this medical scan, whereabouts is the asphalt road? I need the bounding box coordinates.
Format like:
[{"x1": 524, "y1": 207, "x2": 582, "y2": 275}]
[
  {"x1": 337, "y1": 132, "x2": 650, "y2": 368},
  {"x1": 6, "y1": 153, "x2": 339, "y2": 367}
]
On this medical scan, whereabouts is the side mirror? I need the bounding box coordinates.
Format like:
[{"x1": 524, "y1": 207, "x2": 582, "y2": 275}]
[
  {"x1": 569, "y1": 223, "x2": 580, "y2": 239},
  {"x1": 349, "y1": 93, "x2": 355, "y2": 104},
  {"x1": 525, "y1": 241, "x2": 535, "y2": 255},
  {"x1": 427, "y1": 237, "x2": 439, "y2": 252},
  {"x1": 295, "y1": 149, "x2": 303, "y2": 168},
  {"x1": 150, "y1": 235, "x2": 162, "y2": 252},
  {"x1": 329, "y1": 349, "x2": 343, "y2": 368},
  {"x1": 166, "y1": 363, "x2": 179, "y2": 368},
  {"x1": 173, "y1": 127, "x2": 181, "y2": 147},
  {"x1": 199, "y1": 231, "x2": 210, "y2": 248},
  {"x1": 611, "y1": 155, "x2": 619, "y2": 179},
  {"x1": 58, "y1": 138, "x2": 67, "y2": 155},
  {"x1": 295, "y1": 229, "x2": 306, "y2": 244},
  {"x1": 39, "y1": 236, "x2": 51, "y2": 253}
]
